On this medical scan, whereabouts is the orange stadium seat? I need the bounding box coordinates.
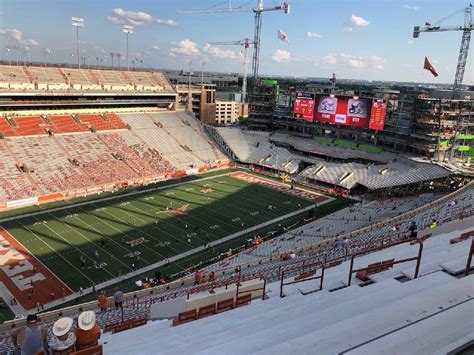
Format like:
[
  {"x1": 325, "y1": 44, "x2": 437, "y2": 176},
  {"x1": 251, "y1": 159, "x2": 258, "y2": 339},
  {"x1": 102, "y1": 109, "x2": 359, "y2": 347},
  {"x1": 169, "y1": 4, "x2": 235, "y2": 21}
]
[
  {"x1": 49, "y1": 115, "x2": 89, "y2": 134},
  {"x1": 0, "y1": 117, "x2": 17, "y2": 137},
  {"x1": 14, "y1": 116, "x2": 49, "y2": 136}
]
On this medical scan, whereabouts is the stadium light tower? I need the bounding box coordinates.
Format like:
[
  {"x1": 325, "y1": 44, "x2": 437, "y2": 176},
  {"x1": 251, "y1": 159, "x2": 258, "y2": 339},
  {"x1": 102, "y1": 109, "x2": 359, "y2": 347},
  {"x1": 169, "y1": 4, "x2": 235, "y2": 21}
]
[
  {"x1": 71, "y1": 17, "x2": 84, "y2": 68},
  {"x1": 116, "y1": 53, "x2": 123, "y2": 68},
  {"x1": 110, "y1": 52, "x2": 115, "y2": 67},
  {"x1": 5, "y1": 46, "x2": 11, "y2": 66},
  {"x1": 123, "y1": 25, "x2": 133, "y2": 71}
]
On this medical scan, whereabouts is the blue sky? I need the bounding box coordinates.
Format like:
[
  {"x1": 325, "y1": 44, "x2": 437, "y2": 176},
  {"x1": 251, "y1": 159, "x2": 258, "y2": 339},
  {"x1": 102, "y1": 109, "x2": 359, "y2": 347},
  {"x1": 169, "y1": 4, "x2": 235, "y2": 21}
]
[{"x1": 0, "y1": 0, "x2": 472, "y2": 84}]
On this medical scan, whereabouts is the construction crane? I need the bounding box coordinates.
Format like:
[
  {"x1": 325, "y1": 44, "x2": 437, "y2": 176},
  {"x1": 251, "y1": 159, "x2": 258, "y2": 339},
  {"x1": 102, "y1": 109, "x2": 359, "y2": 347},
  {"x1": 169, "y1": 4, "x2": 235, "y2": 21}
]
[
  {"x1": 178, "y1": 0, "x2": 290, "y2": 85},
  {"x1": 413, "y1": 4, "x2": 473, "y2": 92},
  {"x1": 208, "y1": 38, "x2": 254, "y2": 103}
]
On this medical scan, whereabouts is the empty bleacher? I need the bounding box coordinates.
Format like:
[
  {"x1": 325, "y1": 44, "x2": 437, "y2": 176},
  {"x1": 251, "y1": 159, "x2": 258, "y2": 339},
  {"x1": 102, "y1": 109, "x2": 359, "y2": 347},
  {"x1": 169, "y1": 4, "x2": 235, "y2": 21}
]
[
  {"x1": 120, "y1": 112, "x2": 226, "y2": 170},
  {"x1": 208, "y1": 126, "x2": 300, "y2": 173},
  {"x1": 0, "y1": 64, "x2": 175, "y2": 93},
  {"x1": 99, "y1": 220, "x2": 474, "y2": 354},
  {"x1": 49, "y1": 115, "x2": 89, "y2": 134}
]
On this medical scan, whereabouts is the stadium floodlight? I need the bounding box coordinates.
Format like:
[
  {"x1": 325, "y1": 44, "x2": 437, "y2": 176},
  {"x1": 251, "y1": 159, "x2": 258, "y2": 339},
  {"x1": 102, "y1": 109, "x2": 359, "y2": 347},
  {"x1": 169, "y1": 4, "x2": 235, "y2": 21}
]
[
  {"x1": 71, "y1": 17, "x2": 85, "y2": 68},
  {"x1": 5, "y1": 46, "x2": 11, "y2": 66},
  {"x1": 122, "y1": 25, "x2": 133, "y2": 71},
  {"x1": 110, "y1": 52, "x2": 115, "y2": 67},
  {"x1": 116, "y1": 53, "x2": 122, "y2": 68}
]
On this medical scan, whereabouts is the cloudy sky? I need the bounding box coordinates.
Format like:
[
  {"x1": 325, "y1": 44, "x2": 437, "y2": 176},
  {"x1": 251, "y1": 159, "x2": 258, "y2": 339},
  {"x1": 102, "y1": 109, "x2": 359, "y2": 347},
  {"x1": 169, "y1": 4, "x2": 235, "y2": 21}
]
[{"x1": 0, "y1": 0, "x2": 472, "y2": 84}]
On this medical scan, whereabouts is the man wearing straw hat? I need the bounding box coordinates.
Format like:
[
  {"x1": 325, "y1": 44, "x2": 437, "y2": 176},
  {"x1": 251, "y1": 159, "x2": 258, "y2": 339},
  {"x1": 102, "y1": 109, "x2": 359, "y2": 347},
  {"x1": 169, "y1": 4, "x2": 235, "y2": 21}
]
[
  {"x1": 48, "y1": 317, "x2": 76, "y2": 353},
  {"x1": 75, "y1": 311, "x2": 101, "y2": 350}
]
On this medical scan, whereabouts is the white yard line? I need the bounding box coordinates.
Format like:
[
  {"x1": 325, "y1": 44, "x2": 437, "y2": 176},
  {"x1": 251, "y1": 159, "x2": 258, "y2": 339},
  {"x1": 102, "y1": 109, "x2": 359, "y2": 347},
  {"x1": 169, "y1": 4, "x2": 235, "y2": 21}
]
[{"x1": 34, "y1": 205, "x2": 314, "y2": 313}]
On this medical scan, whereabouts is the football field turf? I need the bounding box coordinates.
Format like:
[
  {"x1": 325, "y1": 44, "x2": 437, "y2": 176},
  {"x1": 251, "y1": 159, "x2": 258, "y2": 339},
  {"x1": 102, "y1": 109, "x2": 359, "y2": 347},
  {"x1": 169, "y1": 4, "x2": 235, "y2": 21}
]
[{"x1": 1, "y1": 174, "x2": 317, "y2": 292}]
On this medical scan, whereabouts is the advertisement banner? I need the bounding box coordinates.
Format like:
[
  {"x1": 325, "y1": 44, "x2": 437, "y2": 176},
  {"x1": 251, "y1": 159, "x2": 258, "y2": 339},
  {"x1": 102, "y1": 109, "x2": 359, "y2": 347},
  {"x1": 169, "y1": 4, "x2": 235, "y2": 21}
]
[
  {"x1": 293, "y1": 92, "x2": 315, "y2": 121},
  {"x1": 315, "y1": 95, "x2": 370, "y2": 128},
  {"x1": 6, "y1": 197, "x2": 38, "y2": 209},
  {"x1": 369, "y1": 98, "x2": 387, "y2": 131}
]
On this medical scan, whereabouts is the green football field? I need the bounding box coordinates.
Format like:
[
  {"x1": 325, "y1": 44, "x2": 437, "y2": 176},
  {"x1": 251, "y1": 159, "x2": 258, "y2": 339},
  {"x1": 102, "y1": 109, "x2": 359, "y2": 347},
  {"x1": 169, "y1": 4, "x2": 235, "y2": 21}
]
[{"x1": 1, "y1": 174, "x2": 317, "y2": 291}]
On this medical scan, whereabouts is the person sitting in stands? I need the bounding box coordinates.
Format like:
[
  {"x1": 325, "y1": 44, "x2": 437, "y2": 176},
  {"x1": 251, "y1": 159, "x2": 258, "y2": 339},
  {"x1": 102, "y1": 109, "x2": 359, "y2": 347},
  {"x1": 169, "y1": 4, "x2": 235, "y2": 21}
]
[
  {"x1": 201, "y1": 274, "x2": 209, "y2": 284},
  {"x1": 75, "y1": 311, "x2": 101, "y2": 350},
  {"x1": 209, "y1": 271, "x2": 216, "y2": 282},
  {"x1": 49, "y1": 317, "x2": 76, "y2": 353},
  {"x1": 225, "y1": 249, "x2": 233, "y2": 257},
  {"x1": 11, "y1": 314, "x2": 47, "y2": 355},
  {"x1": 430, "y1": 219, "x2": 438, "y2": 229}
]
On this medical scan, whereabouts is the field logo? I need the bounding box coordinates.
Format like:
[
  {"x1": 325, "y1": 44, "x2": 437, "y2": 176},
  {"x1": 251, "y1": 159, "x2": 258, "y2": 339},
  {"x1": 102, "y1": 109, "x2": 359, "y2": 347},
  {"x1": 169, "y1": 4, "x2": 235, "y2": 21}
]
[
  {"x1": 201, "y1": 188, "x2": 214, "y2": 194},
  {"x1": 126, "y1": 237, "x2": 149, "y2": 247},
  {"x1": 0, "y1": 235, "x2": 46, "y2": 291},
  {"x1": 159, "y1": 204, "x2": 189, "y2": 216}
]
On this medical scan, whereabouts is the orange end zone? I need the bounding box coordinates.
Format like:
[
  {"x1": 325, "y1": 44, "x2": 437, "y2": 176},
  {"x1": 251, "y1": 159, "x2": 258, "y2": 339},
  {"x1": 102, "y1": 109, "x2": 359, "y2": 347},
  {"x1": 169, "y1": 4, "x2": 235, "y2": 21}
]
[
  {"x1": 0, "y1": 228, "x2": 73, "y2": 311},
  {"x1": 229, "y1": 172, "x2": 328, "y2": 204}
]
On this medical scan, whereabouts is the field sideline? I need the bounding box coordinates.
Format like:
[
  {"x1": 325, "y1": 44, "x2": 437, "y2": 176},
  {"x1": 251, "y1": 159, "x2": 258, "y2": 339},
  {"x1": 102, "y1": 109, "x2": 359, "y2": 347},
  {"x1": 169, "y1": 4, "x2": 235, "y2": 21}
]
[{"x1": 0, "y1": 172, "x2": 338, "y2": 314}]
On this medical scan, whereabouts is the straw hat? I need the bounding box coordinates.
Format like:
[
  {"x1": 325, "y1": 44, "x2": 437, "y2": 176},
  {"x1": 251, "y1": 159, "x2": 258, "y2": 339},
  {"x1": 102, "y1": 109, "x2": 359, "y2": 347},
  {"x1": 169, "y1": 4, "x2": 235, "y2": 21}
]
[
  {"x1": 53, "y1": 317, "x2": 73, "y2": 337},
  {"x1": 78, "y1": 311, "x2": 96, "y2": 331}
]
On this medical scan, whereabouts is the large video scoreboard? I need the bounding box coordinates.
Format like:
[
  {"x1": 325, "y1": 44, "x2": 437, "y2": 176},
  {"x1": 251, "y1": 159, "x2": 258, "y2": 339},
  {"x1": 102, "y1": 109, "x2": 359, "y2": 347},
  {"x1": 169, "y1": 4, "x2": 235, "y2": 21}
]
[
  {"x1": 291, "y1": 93, "x2": 387, "y2": 131},
  {"x1": 293, "y1": 92, "x2": 315, "y2": 121}
]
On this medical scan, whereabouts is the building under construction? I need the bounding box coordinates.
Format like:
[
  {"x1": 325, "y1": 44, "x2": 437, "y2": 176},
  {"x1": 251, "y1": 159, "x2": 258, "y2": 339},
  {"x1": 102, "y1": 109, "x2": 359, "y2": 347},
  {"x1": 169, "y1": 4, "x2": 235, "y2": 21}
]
[{"x1": 247, "y1": 80, "x2": 473, "y2": 165}]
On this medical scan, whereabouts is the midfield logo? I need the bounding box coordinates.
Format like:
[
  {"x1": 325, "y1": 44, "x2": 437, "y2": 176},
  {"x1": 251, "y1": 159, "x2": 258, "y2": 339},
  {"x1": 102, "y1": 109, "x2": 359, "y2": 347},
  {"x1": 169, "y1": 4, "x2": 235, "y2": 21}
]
[
  {"x1": 158, "y1": 204, "x2": 189, "y2": 215},
  {"x1": 126, "y1": 237, "x2": 149, "y2": 247}
]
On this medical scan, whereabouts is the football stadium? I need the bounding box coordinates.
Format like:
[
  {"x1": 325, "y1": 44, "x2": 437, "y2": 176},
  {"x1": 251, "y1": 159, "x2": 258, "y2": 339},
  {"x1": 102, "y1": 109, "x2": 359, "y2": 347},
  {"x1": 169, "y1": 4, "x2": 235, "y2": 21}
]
[{"x1": 0, "y1": 0, "x2": 473, "y2": 354}]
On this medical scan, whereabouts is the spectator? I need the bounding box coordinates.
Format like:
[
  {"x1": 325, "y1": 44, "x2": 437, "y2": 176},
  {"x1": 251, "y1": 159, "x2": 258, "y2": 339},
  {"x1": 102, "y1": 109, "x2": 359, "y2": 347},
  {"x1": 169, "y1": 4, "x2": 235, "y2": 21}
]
[
  {"x1": 11, "y1": 314, "x2": 47, "y2": 355},
  {"x1": 113, "y1": 288, "x2": 123, "y2": 308},
  {"x1": 98, "y1": 291, "x2": 107, "y2": 312},
  {"x1": 75, "y1": 311, "x2": 101, "y2": 350},
  {"x1": 194, "y1": 270, "x2": 202, "y2": 285},
  {"x1": 49, "y1": 317, "x2": 76, "y2": 353},
  {"x1": 209, "y1": 271, "x2": 216, "y2": 282},
  {"x1": 408, "y1": 221, "x2": 418, "y2": 238},
  {"x1": 430, "y1": 219, "x2": 438, "y2": 229}
]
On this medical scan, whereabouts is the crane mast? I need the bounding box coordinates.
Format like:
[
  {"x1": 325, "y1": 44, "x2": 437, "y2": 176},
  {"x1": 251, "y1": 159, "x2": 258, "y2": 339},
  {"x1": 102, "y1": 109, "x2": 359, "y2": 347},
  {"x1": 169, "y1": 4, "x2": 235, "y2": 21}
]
[
  {"x1": 178, "y1": 1, "x2": 290, "y2": 87},
  {"x1": 413, "y1": 5, "x2": 473, "y2": 92},
  {"x1": 208, "y1": 38, "x2": 253, "y2": 102}
]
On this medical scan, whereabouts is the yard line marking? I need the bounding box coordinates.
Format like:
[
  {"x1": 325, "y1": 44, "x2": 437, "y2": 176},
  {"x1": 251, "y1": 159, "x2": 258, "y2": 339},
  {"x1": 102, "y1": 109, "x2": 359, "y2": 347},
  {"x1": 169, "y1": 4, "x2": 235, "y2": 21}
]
[
  {"x1": 33, "y1": 215, "x2": 116, "y2": 279},
  {"x1": 15, "y1": 219, "x2": 95, "y2": 285},
  {"x1": 48, "y1": 212, "x2": 132, "y2": 272},
  {"x1": 79, "y1": 204, "x2": 166, "y2": 261}
]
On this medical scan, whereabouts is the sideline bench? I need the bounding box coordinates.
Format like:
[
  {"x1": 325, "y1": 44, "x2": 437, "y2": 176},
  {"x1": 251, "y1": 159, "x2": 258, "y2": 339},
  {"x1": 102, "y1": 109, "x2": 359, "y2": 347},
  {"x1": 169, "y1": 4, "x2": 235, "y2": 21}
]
[
  {"x1": 450, "y1": 230, "x2": 474, "y2": 244},
  {"x1": 235, "y1": 294, "x2": 251, "y2": 308},
  {"x1": 410, "y1": 233, "x2": 432, "y2": 245},
  {"x1": 71, "y1": 345, "x2": 103, "y2": 355},
  {"x1": 356, "y1": 258, "x2": 395, "y2": 281},
  {"x1": 198, "y1": 304, "x2": 216, "y2": 319},
  {"x1": 173, "y1": 309, "x2": 197, "y2": 326},
  {"x1": 216, "y1": 298, "x2": 234, "y2": 313}
]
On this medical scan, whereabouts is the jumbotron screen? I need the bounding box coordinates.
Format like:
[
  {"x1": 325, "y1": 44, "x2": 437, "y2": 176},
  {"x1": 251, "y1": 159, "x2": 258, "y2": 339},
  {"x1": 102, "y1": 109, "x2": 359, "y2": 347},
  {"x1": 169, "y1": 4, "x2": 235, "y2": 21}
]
[
  {"x1": 369, "y1": 98, "x2": 387, "y2": 131},
  {"x1": 293, "y1": 92, "x2": 315, "y2": 121},
  {"x1": 314, "y1": 95, "x2": 370, "y2": 128}
]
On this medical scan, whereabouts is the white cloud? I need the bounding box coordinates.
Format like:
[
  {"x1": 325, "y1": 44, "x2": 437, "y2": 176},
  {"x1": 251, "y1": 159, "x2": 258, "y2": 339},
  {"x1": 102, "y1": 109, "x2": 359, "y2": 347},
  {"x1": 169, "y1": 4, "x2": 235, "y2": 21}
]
[
  {"x1": 107, "y1": 8, "x2": 177, "y2": 27},
  {"x1": 341, "y1": 54, "x2": 367, "y2": 68},
  {"x1": 0, "y1": 28, "x2": 39, "y2": 46},
  {"x1": 350, "y1": 15, "x2": 369, "y2": 27},
  {"x1": 271, "y1": 49, "x2": 292, "y2": 63},
  {"x1": 342, "y1": 26, "x2": 353, "y2": 32},
  {"x1": 169, "y1": 39, "x2": 199, "y2": 57},
  {"x1": 203, "y1": 43, "x2": 238, "y2": 59},
  {"x1": 340, "y1": 54, "x2": 386, "y2": 70},
  {"x1": 407, "y1": 40, "x2": 414, "y2": 45},
  {"x1": 402, "y1": 4, "x2": 420, "y2": 11},
  {"x1": 322, "y1": 54, "x2": 337, "y2": 65},
  {"x1": 150, "y1": 45, "x2": 160, "y2": 51},
  {"x1": 306, "y1": 32, "x2": 322, "y2": 39}
]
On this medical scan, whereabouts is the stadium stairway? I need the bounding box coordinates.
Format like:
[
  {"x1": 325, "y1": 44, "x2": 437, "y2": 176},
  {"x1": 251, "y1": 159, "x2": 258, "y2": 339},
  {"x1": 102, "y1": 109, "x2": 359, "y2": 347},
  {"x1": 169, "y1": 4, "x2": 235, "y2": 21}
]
[
  {"x1": 101, "y1": 221, "x2": 474, "y2": 354},
  {"x1": 102, "y1": 272, "x2": 473, "y2": 354}
]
